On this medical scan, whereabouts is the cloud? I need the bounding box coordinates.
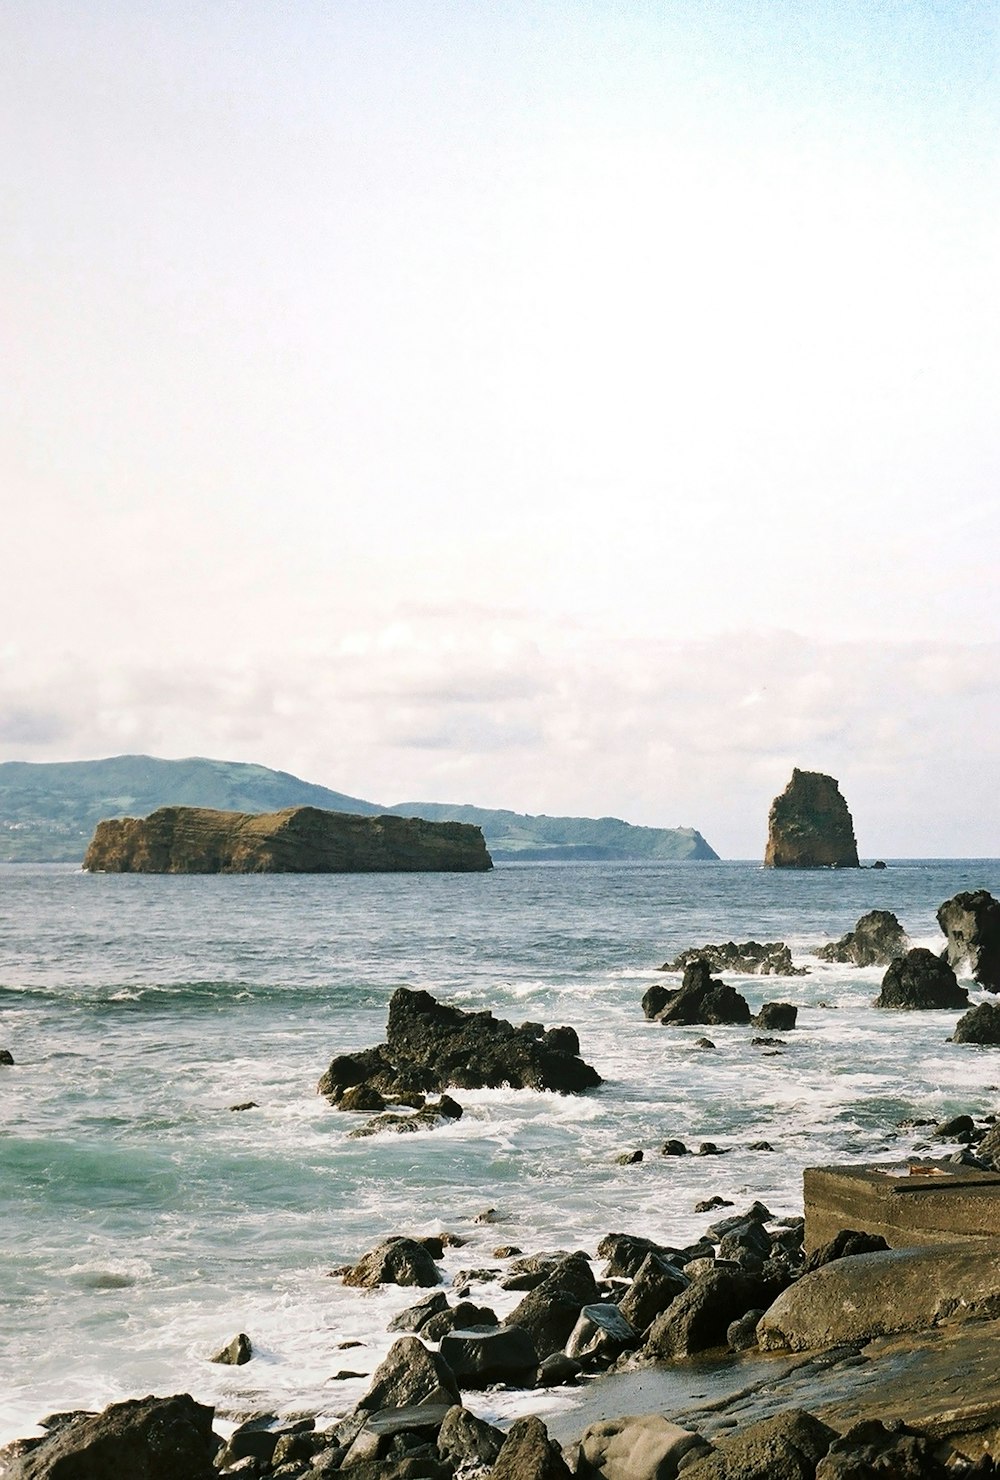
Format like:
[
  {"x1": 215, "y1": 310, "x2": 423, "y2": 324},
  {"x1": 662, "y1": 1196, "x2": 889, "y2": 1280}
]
[{"x1": 1, "y1": 614, "x2": 998, "y2": 857}]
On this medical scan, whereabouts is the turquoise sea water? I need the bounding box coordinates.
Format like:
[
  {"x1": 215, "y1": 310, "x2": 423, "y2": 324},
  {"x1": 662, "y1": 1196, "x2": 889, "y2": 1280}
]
[{"x1": 1, "y1": 858, "x2": 999, "y2": 1442}]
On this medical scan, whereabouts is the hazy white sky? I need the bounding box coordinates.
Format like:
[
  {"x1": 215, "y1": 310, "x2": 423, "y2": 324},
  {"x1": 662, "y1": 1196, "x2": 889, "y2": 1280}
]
[{"x1": 3, "y1": 1, "x2": 998, "y2": 854}]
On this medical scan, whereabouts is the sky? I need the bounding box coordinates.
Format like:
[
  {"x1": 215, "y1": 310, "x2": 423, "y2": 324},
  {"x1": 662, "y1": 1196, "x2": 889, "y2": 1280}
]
[{"x1": 2, "y1": 1, "x2": 998, "y2": 856}]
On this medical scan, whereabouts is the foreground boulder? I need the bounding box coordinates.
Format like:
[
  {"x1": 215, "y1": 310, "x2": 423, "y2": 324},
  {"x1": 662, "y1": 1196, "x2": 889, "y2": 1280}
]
[
  {"x1": 817, "y1": 909, "x2": 908, "y2": 966},
  {"x1": 577, "y1": 1415, "x2": 710, "y2": 1479},
  {"x1": 649, "y1": 960, "x2": 751, "y2": 1028},
  {"x1": 83, "y1": 805, "x2": 493, "y2": 874},
  {"x1": 355, "y1": 1336, "x2": 461, "y2": 1411},
  {"x1": 660, "y1": 941, "x2": 805, "y2": 976},
  {"x1": 874, "y1": 948, "x2": 968, "y2": 1009},
  {"x1": 503, "y1": 1251, "x2": 599, "y2": 1358},
  {"x1": 758, "y1": 1241, "x2": 1000, "y2": 1351},
  {"x1": 489, "y1": 1415, "x2": 573, "y2": 1479},
  {"x1": 320, "y1": 987, "x2": 601, "y2": 1099},
  {"x1": 4, "y1": 1394, "x2": 218, "y2": 1480},
  {"x1": 764, "y1": 769, "x2": 859, "y2": 869},
  {"x1": 953, "y1": 1001, "x2": 1000, "y2": 1045},
  {"x1": 938, "y1": 889, "x2": 1000, "y2": 991}
]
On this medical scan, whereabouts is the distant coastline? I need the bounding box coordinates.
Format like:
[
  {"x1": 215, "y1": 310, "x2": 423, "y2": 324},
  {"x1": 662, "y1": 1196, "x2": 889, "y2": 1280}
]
[{"x1": 0, "y1": 753, "x2": 719, "y2": 864}]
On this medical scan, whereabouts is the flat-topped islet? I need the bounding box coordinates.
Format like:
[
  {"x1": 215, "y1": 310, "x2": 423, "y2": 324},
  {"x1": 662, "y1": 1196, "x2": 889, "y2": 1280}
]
[{"x1": 82, "y1": 805, "x2": 493, "y2": 873}]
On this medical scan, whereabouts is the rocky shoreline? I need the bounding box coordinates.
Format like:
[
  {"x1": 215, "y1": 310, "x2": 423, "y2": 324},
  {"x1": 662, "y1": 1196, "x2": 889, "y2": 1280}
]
[{"x1": 7, "y1": 889, "x2": 1000, "y2": 1478}]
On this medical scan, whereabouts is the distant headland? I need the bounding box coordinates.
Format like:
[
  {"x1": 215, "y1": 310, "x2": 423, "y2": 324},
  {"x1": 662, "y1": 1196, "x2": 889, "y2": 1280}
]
[{"x1": 0, "y1": 755, "x2": 719, "y2": 864}]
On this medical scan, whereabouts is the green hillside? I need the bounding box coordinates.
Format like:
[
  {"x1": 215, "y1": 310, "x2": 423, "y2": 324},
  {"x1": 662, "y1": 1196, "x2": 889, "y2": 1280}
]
[
  {"x1": 0, "y1": 755, "x2": 380, "y2": 861},
  {"x1": 386, "y1": 802, "x2": 718, "y2": 861},
  {"x1": 0, "y1": 754, "x2": 719, "y2": 863}
]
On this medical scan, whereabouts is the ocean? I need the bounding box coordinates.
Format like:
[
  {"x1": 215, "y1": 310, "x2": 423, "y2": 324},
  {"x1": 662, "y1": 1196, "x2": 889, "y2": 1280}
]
[{"x1": 1, "y1": 857, "x2": 998, "y2": 1444}]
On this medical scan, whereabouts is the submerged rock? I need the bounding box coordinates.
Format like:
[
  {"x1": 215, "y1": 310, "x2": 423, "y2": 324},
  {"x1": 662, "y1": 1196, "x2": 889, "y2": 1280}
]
[
  {"x1": 764, "y1": 769, "x2": 860, "y2": 869},
  {"x1": 817, "y1": 909, "x2": 909, "y2": 966},
  {"x1": 874, "y1": 948, "x2": 968, "y2": 1010},
  {"x1": 210, "y1": 1332, "x2": 252, "y2": 1365},
  {"x1": 661, "y1": 941, "x2": 806, "y2": 976},
  {"x1": 938, "y1": 889, "x2": 1000, "y2": 991},
  {"x1": 83, "y1": 804, "x2": 493, "y2": 874},
  {"x1": 320, "y1": 987, "x2": 601, "y2": 1100}
]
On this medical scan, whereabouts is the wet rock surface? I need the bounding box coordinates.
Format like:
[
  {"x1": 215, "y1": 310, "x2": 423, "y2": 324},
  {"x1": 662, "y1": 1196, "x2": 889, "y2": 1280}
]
[
  {"x1": 646, "y1": 960, "x2": 751, "y2": 1027},
  {"x1": 874, "y1": 948, "x2": 969, "y2": 1010},
  {"x1": 938, "y1": 889, "x2": 1000, "y2": 991},
  {"x1": 817, "y1": 910, "x2": 909, "y2": 967},
  {"x1": 319, "y1": 987, "x2": 602, "y2": 1099},
  {"x1": 661, "y1": 941, "x2": 806, "y2": 976}
]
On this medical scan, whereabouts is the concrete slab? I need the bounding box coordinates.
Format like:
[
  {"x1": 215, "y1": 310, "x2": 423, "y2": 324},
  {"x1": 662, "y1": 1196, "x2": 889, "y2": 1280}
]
[{"x1": 804, "y1": 1160, "x2": 1000, "y2": 1250}]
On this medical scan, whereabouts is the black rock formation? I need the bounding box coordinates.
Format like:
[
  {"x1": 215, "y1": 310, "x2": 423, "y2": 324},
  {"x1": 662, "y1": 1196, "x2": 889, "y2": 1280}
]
[
  {"x1": 817, "y1": 910, "x2": 908, "y2": 967},
  {"x1": 318, "y1": 988, "x2": 601, "y2": 1100},
  {"x1": 937, "y1": 890, "x2": 1000, "y2": 991},
  {"x1": 874, "y1": 949, "x2": 969, "y2": 1010}
]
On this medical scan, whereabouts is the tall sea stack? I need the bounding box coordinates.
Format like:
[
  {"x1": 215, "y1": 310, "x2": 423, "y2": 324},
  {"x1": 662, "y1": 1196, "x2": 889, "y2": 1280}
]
[{"x1": 764, "y1": 769, "x2": 859, "y2": 869}]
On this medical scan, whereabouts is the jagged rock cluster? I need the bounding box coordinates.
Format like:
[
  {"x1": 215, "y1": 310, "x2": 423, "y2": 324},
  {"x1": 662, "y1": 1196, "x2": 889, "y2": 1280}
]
[
  {"x1": 764, "y1": 769, "x2": 860, "y2": 869},
  {"x1": 817, "y1": 909, "x2": 908, "y2": 966},
  {"x1": 661, "y1": 940, "x2": 806, "y2": 976},
  {"x1": 83, "y1": 805, "x2": 493, "y2": 874},
  {"x1": 319, "y1": 988, "x2": 602, "y2": 1103}
]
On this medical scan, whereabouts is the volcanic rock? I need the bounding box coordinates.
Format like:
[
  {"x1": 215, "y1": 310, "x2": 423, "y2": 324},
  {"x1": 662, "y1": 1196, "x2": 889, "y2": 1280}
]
[
  {"x1": 753, "y1": 1002, "x2": 797, "y2": 1031},
  {"x1": 617, "y1": 1252, "x2": 689, "y2": 1332},
  {"x1": 503, "y1": 1251, "x2": 599, "y2": 1359},
  {"x1": 653, "y1": 960, "x2": 751, "y2": 1027},
  {"x1": 488, "y1": 1415, "x2": 573, "y2": 1480},
  {"x1": 210, "y1": 1332, "x2": 252, "y2": 1365},
  {"x1": 764, "y1": 769, "x2": 860, "y2": 869},
  {"x1": 817, "y1": 910, "x2": 909, "y2": 966},
  {"x1": 342, "y1": 1237, "x2": 442, "y2": 1289},
  {"x1": 938, "y1": 890, "x2": 1000, "y2": 991},
  {"x1": 83, "y1": 805, "x2": 492, "y2": 873},
  {"x1": 438, "y1": 1324, "x2": 538, "y2": 1387},
  {"x1": 953, "y1": 1001, "x2": 1000, "y2": 1045},
  {"x1": 319, "y1": 987, "x2": 601, "y2": 1099},
  {"x1": 662, "y1": 941, "x2": 806, "y2": 976},
  {"x1": 2, "y1": 1393, "x2": 218, "y2": 1480},
  {"x1": 564, "y1": 1302, "x2": 639, "y2": 1366},
  {"x1": 639, "y1": 1267, "x2": 767, "y2": 1359},
  {"x1": 0, "y1": 1048, "x2": 13, "y2": 1065},
  {"x1": 874, "y1": 949, "x2": 968, "y2": 1010},
  {"x1": 355, "y1": 1336, "x2": 460, "y2": 1412},
  {"x1": 436, "y1": 1405, "x2": 504, "y2": 1473}
]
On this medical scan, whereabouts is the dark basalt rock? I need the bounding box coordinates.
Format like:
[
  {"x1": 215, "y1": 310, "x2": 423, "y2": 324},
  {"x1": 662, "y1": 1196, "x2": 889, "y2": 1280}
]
[
  {"x1": 320, "y1": 988, "x2": 601, "y2": 1100},
  {"x1": 0, "y1": 1048, "x2": 13, "y2": 1065},
  {"x1": 439, "y1": 1323, "x2": 538, "y2": 1387},
  {"x1": 764, "y1": 768, "x2": 860, "y2": 869},
  {"x1": 2, "y1": 1393, "x2": 218, "y2": 1480},
  {"x1": 617, "y1": 1252, "x2": 689, "y2": 1333},
  {"x1": 938, "y1": 889, "x2": 1000, "y2": 991},
  {"x1": 436, "y1": 1405, "x2": 504, "y2": 1473},
  {"x1": 953, "y1": 1001, "x2": 1000, "y2": 1045},
  {"x1": 488, "y1": 1415, "x2": 573, "y2": 1480},
  {"x1": 753, "y1": 1002, "x2": 797, "y2": 1031},
  {"x1": 355, "y1": 1336, "x2": 460, "y2": 1412},
  {"x1": 817, "y1": 909, "x2": 909, "y2": 966},
  {"x1": 816, "y1": 1419, "x2": 953, "y2": 1479},
  {"x1": 210, "y1": 1332, "x2": 252, "y2": 1365},
  {"x1": 347, "y1": 1095, "x2": 463, "y2": 1138},
  {"x1": 503, "y1": 1251, "x2": 599, "y2": 1359},
  {"x1": 639, "y1": 1267, "x2": 769, "y2": 1359},
  {"x1": 564, "y1": 1302, "x2": 639, "y2": 1366},
  {"x1": 652, "y1": 960, "x2": 751, "y2": 1027},
  {"x1": 342, "y1": 1237, "x2": 442, "y2": 1289},
  {"x1": 874, "y1": 948, "x2": 969, "y2": 1010},
  {"x1": 83, "y1": 804, "x2": 492, "y2": 873},
  {"x1": 801, "y1": 1228, "x2": 890, "y2": 1275},
  {"x1": 662, "y1": 941, "x2": 806, "y2": 976}
]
